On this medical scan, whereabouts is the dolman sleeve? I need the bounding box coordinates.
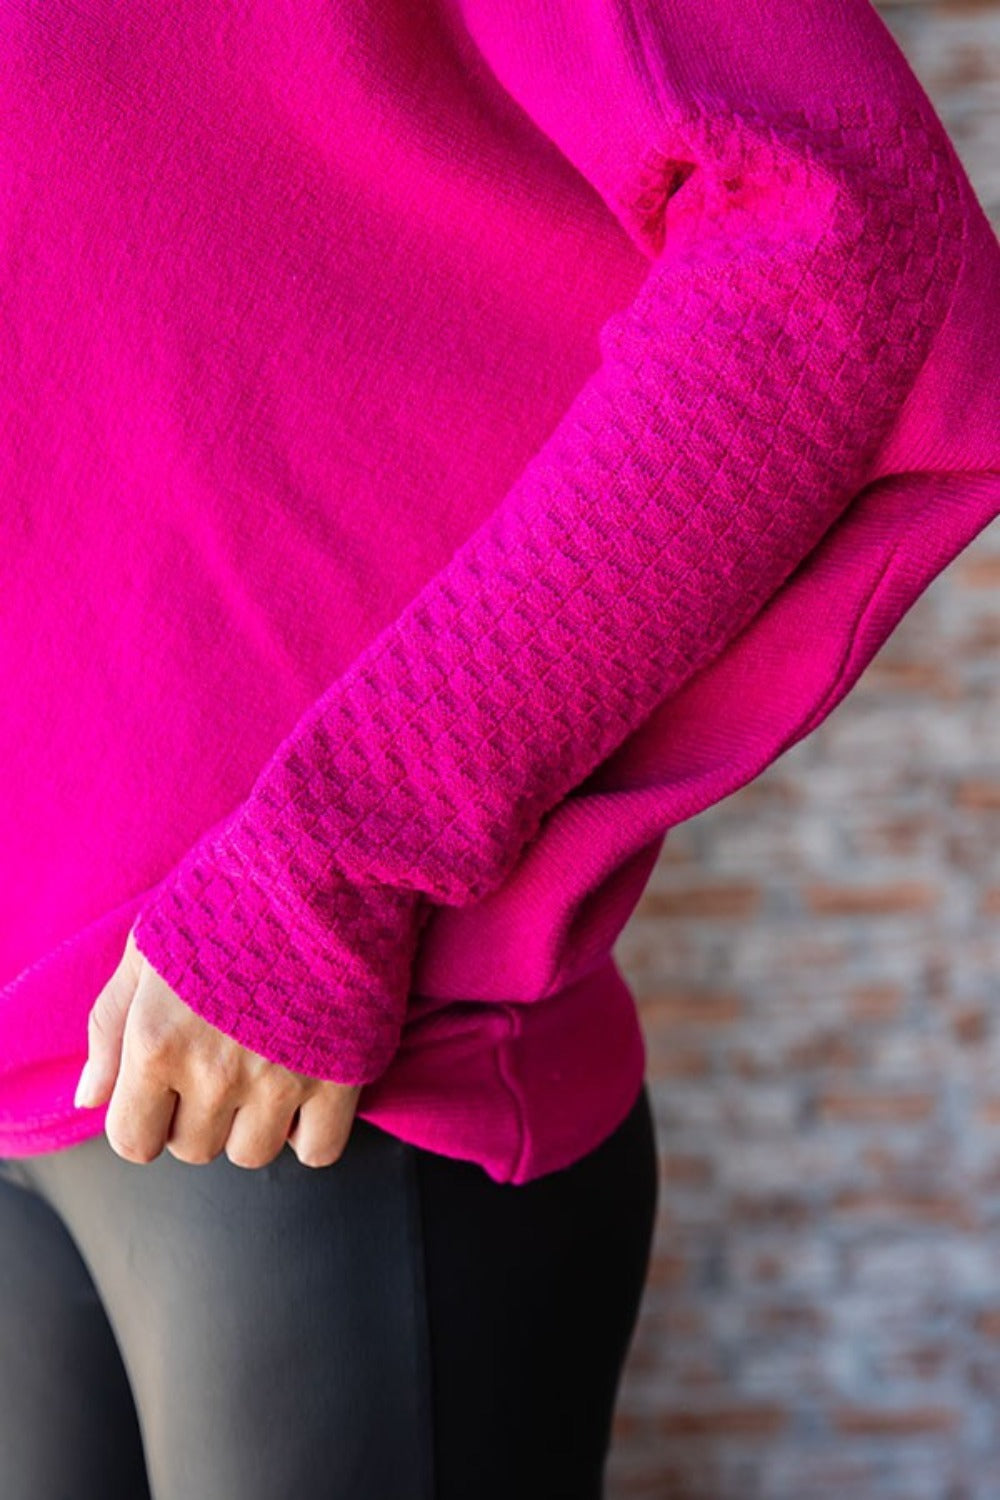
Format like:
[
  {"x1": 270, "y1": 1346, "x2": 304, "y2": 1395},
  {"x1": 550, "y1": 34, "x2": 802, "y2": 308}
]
[{"x1": 130, "y1": 0, "x2": 1000, "y2": 1084}]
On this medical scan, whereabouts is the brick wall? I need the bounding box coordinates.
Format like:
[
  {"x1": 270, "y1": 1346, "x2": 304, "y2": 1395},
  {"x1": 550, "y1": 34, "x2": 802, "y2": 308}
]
[{"x1": 608, "y1": 5, "x2": 1000, "y2": 1497}]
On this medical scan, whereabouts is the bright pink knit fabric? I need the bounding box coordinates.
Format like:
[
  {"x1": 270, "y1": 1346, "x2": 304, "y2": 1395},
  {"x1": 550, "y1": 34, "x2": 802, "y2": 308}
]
[{"x1": 1, "y1": 1, "x2": 998, "y2": 1182}]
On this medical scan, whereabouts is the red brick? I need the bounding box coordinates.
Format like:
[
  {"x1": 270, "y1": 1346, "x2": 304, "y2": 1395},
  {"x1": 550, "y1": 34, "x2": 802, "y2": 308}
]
[
  {"x1": 958, "y1": 617, "x2": 1000, "y2": 654},
  {"x1": 642, "y1": 989, "x2": 745, "y2": 1027},
  {"x1": 848, "y1": 985, "x2": 905, "y2": 1021},
  {"x1": 661, "y1": 1306, "x2": 707, "y2": 1338},
  {"x1": 818, "y1": 1091, "x2": 936, "y2": 1122},
  {"x1": 635, "y1": 882, "x2": 763, "y2": 919},
  {"x1": 832, "y1": 1189, "x2": 977, "y2": 1229},
  {"x1": 865, "y1": 659, "x2": 958, "y2": 697},
  {"x1": 658, "y1": 1405, "x2": 788, "y2": 1438},
  {"x1": 646, "y1": 1252, "x2": 687, "y2": 1288},
  {"x1": 729, "y1": 1192, "x2": 814, "y2": 1229},
  {"x1": 833, "y1": 1406, "x2": 960, "y2": 1436},
  {"x1": 785, "y1": 1033, "x2": 862, "y2": 1069},
  {"x1": 645, "y1": 1043, "x2": 713, "y2": 1078},
  {"x1": 888, "y1": 1345, "x2": 951, "y2": 1380},
  {"x1": 956, "y1": 554, "x2": 1000, "y2": 589},
  {"x1": 853, "y1": 813, "x2": 943, "y2": 857},
  {"x1": 750, "y1": 1303, "x2": 829, "y2": 1335},
  {"x1": 957, "y1": 781, "x2": 1000, "y2": 811},
  {"x1": 661, "y1": 1154, "x2": 714, "y2": 1187},
  {"x1": 804, "y1": 881, "x2": 939, "y2": 916},
  {"x1": 952, "y1": 1008, "x2": 990, "y2": 1045},
  {"x1": 730, "y1": 1049, "x2": 777, "y2": 1079},
  {"x1": 974, "y1": 1309, "x2": 1000, "y2": 1340}
]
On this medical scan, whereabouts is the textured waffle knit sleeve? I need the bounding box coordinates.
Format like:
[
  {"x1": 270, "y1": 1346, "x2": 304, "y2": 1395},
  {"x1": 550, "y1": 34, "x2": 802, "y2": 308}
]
[{"x1": 131, "y1": 0, "x2": 992, "y2": 1085}]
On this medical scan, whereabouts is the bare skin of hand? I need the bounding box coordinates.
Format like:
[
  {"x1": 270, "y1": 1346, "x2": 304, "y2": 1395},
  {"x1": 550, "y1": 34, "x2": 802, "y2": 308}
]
[{"x1": 75, "y1": 928, "x2": 363, "y2": 1170}]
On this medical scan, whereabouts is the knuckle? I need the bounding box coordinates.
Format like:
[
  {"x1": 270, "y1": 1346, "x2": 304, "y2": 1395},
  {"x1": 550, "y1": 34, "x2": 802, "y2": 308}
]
[
  {"x1": 189, "y1": 1056, "x2": 239, "y2": 1106},
  {"x1": 129, "y1": 1017, "x2": 173, "y2": 1065},
  {"x1": 258, "y1": 1071, "x2": 300, "y2": 1108}
]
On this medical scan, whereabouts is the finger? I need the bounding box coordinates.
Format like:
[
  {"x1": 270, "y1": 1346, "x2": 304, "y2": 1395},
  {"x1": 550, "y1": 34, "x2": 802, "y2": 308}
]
[
  {"x1": 225, "y1": 1102, "x2": 298, "y2": 1171},
  {"x1": 166, "y1": 1092, "x2": 239, "y2": 1166},
  {"x1": 78, "y1": 942, "x2": 143, "y2": 1110},
  {"x1": 162, "y1": 1042, "x2": 243, "y2": 1165},
  {"x1": 103, "y1": 986, "x2": 181, "y2": 1164},
  {"x1": 287, "y1": 1087, "x2": 358, "y2": 1169}
]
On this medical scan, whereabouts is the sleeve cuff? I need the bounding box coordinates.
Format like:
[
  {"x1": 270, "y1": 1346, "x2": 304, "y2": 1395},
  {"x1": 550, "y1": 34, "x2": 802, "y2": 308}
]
[{"x1": 130, "y1": 809, "x2": 426, "y2": 1085}]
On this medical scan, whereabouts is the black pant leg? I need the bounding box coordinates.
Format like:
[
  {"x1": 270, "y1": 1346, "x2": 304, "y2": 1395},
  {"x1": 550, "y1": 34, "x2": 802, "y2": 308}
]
[{"x1": 0, "y1": 1160, "x2": 150, "y2": 1500}]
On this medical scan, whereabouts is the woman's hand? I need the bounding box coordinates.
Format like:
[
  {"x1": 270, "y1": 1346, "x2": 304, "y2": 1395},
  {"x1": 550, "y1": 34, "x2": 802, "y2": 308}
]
[{"x1": 75, "y1": 928, "x2": 363, "y2": 1170}]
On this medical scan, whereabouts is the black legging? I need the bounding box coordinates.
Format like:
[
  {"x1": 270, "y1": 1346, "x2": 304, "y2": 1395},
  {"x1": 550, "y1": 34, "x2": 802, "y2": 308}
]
[{"x1": 0, "y1": 1079, "x2": 658, "y2": 1499}]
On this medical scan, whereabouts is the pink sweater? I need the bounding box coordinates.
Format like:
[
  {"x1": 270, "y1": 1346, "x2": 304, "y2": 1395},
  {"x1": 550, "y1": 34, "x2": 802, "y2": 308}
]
[{"x1": 1, "y1": 2, "x2": 998, "y2": 1184}]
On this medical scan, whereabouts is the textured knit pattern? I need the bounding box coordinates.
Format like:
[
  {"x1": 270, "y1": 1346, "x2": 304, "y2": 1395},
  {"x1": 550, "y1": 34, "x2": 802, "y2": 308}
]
[
  {"x1": 130, "y1": 105, "x2": 968, "y2": 1083},
  {"x1": 2, "y1": 0, "x2": 998, "y2": 1180}
]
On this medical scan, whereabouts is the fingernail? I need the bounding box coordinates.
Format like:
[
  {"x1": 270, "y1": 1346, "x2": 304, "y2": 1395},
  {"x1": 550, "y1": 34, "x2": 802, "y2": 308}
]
[{"x1": 74, "y1": 1062, "x2": 95, "y2": 1109}]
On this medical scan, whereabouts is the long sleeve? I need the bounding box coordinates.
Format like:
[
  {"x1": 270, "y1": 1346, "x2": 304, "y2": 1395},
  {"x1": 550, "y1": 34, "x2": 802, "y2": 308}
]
[{"x1": 130, "y1": 0, "x2": 991, "y2": 1085}]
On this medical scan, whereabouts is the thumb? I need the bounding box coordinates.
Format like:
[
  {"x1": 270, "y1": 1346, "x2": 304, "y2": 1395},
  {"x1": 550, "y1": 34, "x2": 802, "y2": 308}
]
[{"x1": 75, "y1": 937, "x2": 142, "y2": 1109}]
